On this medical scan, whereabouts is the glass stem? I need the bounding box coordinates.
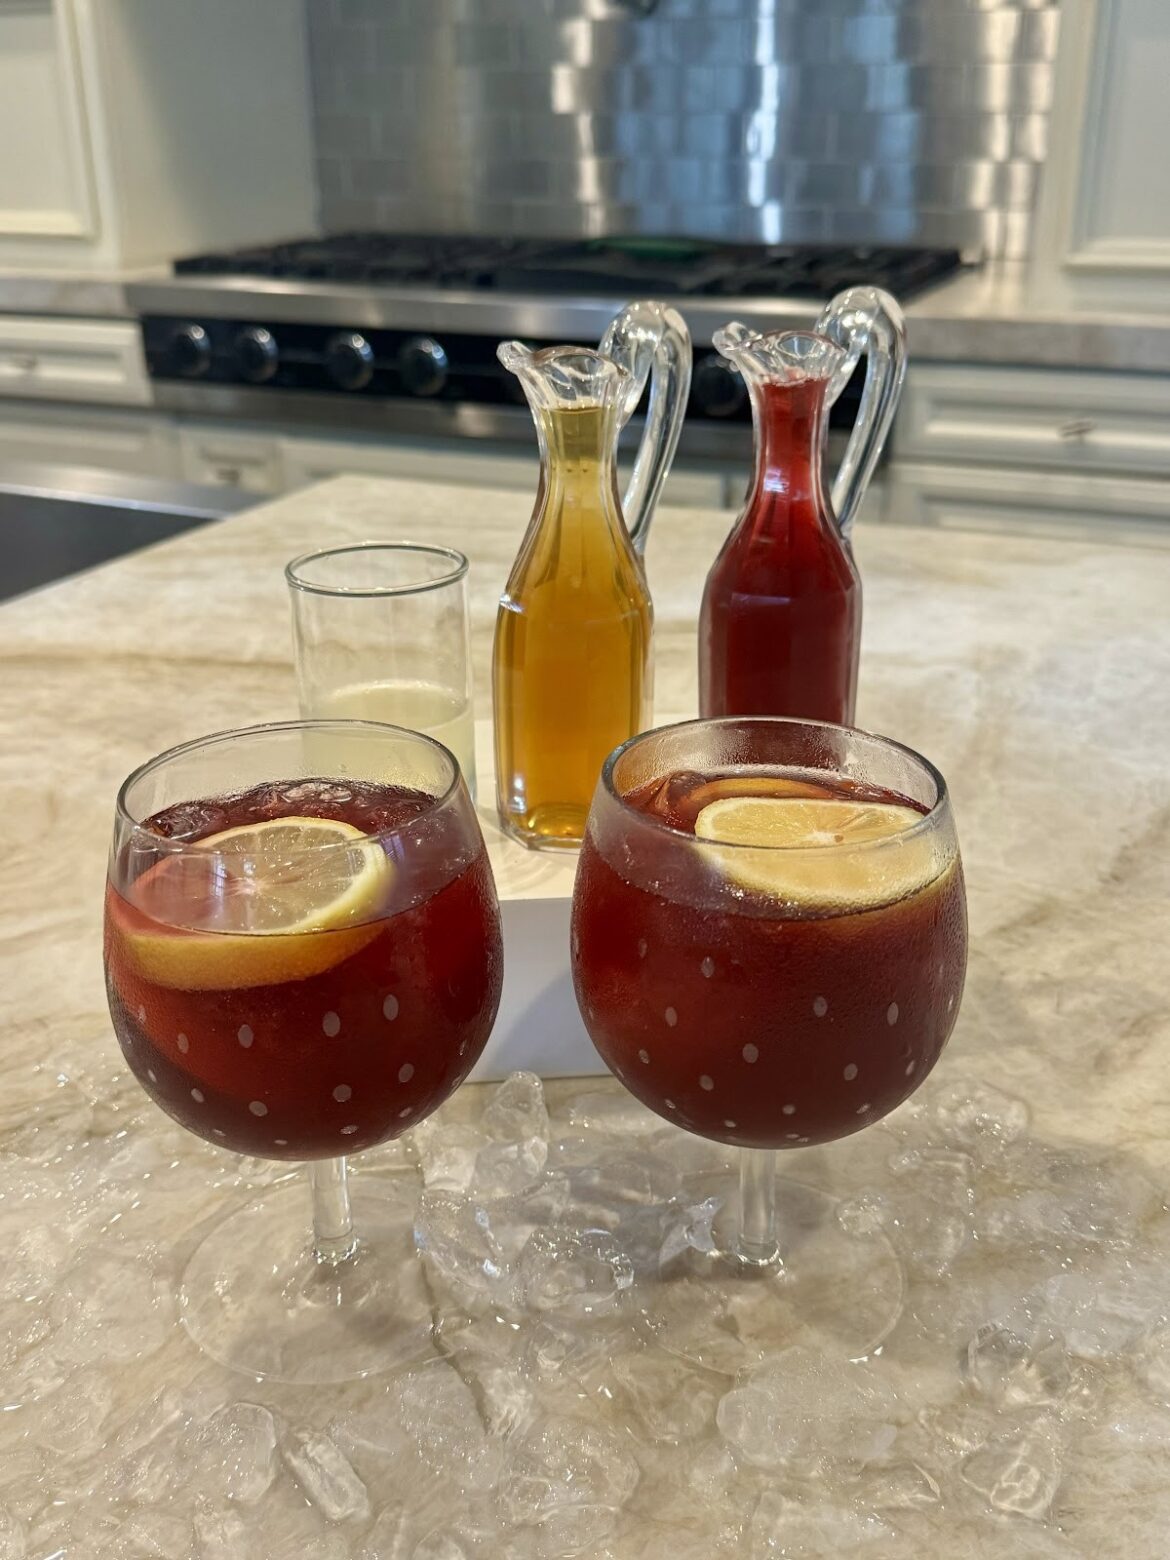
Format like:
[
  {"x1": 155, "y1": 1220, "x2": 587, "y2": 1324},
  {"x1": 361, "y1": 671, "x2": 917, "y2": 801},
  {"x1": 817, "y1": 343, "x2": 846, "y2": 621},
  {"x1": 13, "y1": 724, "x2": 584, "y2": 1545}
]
[
  {"x1": 737, "y1": 1147, "x2": 780, "y2": 1266},
  {"x1": 310, "y1": 1156, "x2": 357, "y2": 1266}
]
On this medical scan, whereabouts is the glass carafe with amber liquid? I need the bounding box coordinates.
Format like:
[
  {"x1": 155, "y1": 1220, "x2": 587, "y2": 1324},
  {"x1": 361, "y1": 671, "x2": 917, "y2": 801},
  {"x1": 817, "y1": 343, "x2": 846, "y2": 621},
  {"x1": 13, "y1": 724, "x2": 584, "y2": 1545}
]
[{"x1": 493, "y1": 302, "x2": 690, "y2": 850}]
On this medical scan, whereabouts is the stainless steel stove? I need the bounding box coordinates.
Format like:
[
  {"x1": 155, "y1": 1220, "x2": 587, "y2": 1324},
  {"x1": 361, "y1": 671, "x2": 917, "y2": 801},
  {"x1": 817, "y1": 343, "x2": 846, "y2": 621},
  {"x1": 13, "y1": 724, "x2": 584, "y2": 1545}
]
[{"x1": 129, "y1": 235, "x2": 965, "y2": 456}]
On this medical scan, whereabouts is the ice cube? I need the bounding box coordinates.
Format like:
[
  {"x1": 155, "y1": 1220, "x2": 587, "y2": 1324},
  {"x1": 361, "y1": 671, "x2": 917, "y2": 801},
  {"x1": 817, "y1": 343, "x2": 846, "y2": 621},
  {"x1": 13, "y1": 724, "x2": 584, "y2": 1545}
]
[
  {"x1": 186, "y1": 1402, "x2": 278, "y2": 1506},
  {"x1": 387, "y1": 1364, "x2": 502, "y2": 1493},
  {"x1": 2, "y1": 1222, "x2": 74, "y2": 1304},
  {"x1": 470, "y1": 1138, "x2": 549, "y2": 1199},
  {"x1": 836, "y1": 1191, "x2": 892, "y2": 1238},
  {"x1": 852, "y1": 1461, "x2": 942, "y2": 1511},
  {"x1": 411, "y1": 1122, "x2": 490, "y2": 1195},
  {"x1": 717, "y1": 1347, "x2": 900, "y2": 1471},
  {"x1": 641, "y1": 770, "x2": 706, "y2": 820},
  {"x1": 960, "y1": 1420, "x2": 1062, "y2": 1519},
  {"x1": 612, "y1": 1348, "x2": 718, "y2": 1445},
  {"x1": 356, "y1": 1506, "x2": 409, "y2": 1560},
  {"x1": 0, "y1": 1509, "x2": 25, "y2": 1560},
  {"x1": 282, "y1": 1428, "x2": 370, "y2": 1524},
  {"x1": 931, "y1": 1082, "x2": 1030, "y2": 1155},
  {"x1": 567, "y1": 1152, "x2": 683, "y2": 1228},
  {"x1": 659, "y1": 1196, "x2": 722, "y2": 1267},
  {"x1": 497, "y1": 1417, "x2": 640, "y2": 1550},
  {"x1": 414, "y1": 1190, "x2": 506, "y2": 1297},
  {"x1": 980, "y1": 1142, "x2": 1160, "y2": 1250},
  {"x1": 521, "y1": 1319, "x2": 626, "y2": 1384},
  {"x1": 885, "y1": 1148, "x2": 974, "y2": 1276},
  {"x1": 194, "y1": 1503, "x2": 251, "y2": 1560},
  {"x1": 748, "y1": 1488, "x2": 892, "y2": 1556},
  {"x1": 1039, "y1": 1267, "x2": 1166, "y2": 1359},
  {"x1": 147, "y1": 797, "x2": 231, "y2": 841},
  {"x1": 515, "y1": 1227, "x2": 634, "y2": 1321},
  {"x1": 470, "y1": 1364, "x2": 535, "y2": 1440},
  {"x1": 964, "y1": 1323, "x2": 1072, "y2": 1409},
  {"x1": 482, "y1": 1073, "x2": 549, "y2": 1145},
  {"x1": 52, "y1": 1251, "x2": 172, "y2": 1365},
  {"x1": 914, "y1": 1400, "x2": 999, "y2": 1459},
  {"x1": 414, "y1": 1177, "x2": 571, "y2": 1305},
  {"x1": 104, "y1": 1510, "x2": 193, "y2": 1557},
  {"x1": 29, "y1": 1371, "x2": 114, "y2": 1459}
]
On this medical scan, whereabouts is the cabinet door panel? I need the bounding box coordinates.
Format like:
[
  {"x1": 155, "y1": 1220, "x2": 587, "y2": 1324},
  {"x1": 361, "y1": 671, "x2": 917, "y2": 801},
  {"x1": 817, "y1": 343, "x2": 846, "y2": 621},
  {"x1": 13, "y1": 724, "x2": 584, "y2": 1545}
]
[
  {"x1": 896, "y1": 364, "x2": 1170, "y2": 478},
  {"x1": 0, "y1": 403, "x2": 175, "y2": 475},
  {"x1": 887, "y1": 460, "x2": 1170, "y2": 549},
  {"x1": 178, "y1": 427, "x2": 281, "y2": 494},
  {"x1": 0, "y1": 0, "x2": 96, "y2": 239}
]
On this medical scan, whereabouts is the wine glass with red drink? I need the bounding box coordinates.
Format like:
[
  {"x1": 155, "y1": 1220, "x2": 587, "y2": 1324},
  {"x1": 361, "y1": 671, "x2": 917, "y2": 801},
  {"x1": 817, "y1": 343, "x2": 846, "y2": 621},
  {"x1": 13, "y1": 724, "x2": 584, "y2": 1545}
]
[
  {"x1": 571, "y1": 717, "x2": 966, "y2": 1358},
  {"x1": 103, "y1": 720, "x2": 503, "y2": 1382}
]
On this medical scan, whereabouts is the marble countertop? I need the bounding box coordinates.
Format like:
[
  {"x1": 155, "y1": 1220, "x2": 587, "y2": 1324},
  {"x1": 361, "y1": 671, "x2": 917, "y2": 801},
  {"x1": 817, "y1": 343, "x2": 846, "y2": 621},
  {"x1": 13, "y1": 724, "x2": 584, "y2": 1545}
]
[
  {"x1": 0, "y1": 264, "x2": 164, "y2": 320},
  {"x1": 3, "y1": 260, "x2": 1170, "y2": 374},
  {"x1": 2, "y1": 474, "x2": 1169, "y2": 1556}
]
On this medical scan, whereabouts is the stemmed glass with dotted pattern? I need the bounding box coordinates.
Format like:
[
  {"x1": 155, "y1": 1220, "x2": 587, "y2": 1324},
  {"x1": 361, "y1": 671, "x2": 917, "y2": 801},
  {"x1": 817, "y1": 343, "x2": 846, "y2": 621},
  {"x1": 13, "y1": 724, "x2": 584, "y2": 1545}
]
[
  {"x1": 570, "y1": 716, "x2": 966, "y2": 1358},
  {"x1": 103, "y1": 719, "x2": 502, "y2": 1382}
]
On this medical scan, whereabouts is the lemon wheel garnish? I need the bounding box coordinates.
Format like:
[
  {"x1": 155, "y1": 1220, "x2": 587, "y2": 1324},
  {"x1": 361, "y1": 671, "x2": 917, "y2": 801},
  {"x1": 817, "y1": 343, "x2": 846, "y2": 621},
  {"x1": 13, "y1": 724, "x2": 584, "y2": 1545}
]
[
  {"x1": 693, "y1": 796, "x2": 936, "y2": 910},
  {"x1": 119, "y1": 816, "x2": 391, "y2": 990}
]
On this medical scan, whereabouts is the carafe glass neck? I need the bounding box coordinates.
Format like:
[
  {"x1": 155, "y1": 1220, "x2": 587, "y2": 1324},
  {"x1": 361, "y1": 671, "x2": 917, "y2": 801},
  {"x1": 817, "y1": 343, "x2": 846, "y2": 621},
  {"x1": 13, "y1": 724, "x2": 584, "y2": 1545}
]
[{"x1": 747, "y1": 377, "x2": 831, "y2": 522}]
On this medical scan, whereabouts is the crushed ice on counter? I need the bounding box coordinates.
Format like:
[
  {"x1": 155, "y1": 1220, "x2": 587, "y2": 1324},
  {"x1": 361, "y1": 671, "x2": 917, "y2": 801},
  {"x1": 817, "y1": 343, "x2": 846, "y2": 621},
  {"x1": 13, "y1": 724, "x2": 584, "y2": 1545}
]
[{"x1": 6, "y1": 1064, "x2": 1170, "y2": 1554}]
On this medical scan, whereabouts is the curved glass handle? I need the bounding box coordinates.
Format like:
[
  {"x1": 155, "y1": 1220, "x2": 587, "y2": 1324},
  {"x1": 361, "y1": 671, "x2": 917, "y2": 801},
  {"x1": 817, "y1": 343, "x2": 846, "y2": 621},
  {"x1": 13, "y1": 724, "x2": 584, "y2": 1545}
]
[
  {"x1": 599, "y1": 301, "x2": 692, "y2": 555},
  {"x1": 815, "y1": 287, "x2": 907, "y2": 538}
]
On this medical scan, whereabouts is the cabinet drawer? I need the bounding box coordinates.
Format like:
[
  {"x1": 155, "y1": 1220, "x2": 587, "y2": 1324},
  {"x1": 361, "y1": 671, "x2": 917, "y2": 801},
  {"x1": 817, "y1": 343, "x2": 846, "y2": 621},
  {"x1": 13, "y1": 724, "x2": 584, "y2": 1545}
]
[
  {"x1": 886, "y1": 461, "x2": 1170, "y2": 549},
  {"x1": 279, "y1": 434, "x2": 533, "y2": 495},
  {"x1": 895, "y1": 364, "x2": 1170, "y2": 478},
  {"x1": 0, "y1": 403, "x2": 175, "y2": 476},
  {"x1": 0, "y1": 317, "x2": 150, "y2": 405},
  {"x1": 178, "y1": 426, "x2": 281, "y2": 494}
]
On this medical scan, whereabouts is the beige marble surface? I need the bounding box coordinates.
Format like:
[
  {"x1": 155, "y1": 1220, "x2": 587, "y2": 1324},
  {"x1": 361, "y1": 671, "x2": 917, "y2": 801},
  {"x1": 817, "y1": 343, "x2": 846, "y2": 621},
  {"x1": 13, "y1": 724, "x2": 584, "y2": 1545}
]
[
  {"x1": 2, "y1": 474, "x2": 1169, "y2": 1555},
  {"x1": 4, "y1": 472, "x2": 1165, "y2": 1150}
]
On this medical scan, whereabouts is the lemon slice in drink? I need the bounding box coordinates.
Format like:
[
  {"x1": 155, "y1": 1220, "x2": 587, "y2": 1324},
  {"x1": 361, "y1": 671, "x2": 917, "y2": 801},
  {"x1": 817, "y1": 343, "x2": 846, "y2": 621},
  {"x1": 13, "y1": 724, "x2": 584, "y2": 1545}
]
[
  {"x1": 694, "y1": 795, "x2": 934, "y2": 910},
  {"x1": 119, "y1": 817, "x2": 391, "y2": 990}
]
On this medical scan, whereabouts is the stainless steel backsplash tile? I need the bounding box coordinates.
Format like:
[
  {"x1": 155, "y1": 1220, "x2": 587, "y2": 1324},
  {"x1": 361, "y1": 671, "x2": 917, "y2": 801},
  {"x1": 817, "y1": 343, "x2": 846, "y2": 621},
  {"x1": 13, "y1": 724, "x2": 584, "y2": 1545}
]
[{"x1": 306, "y1": 0, "x2": 1061, "y2": 258}]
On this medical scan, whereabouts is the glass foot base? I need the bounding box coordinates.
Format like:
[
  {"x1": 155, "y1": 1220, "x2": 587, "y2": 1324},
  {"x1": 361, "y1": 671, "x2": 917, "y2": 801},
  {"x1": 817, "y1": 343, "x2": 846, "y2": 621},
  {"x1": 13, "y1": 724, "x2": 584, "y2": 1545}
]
[
  {"x1": 643, "y1": 1175, "x2": 904, "y2": 1371},
  {"x1": 179, "y1": 1173, "x2": 435, "y2": 1384}
]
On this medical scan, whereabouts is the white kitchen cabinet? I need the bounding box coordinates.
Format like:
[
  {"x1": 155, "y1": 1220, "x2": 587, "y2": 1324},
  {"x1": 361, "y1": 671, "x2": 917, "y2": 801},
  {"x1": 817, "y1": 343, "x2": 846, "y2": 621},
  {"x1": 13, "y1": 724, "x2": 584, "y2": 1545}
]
[
  {"x1": 0, "y1": 402, "x2": 176, "y2": 476},
  {"x1": 1032, "y1": 0, "x2": 1170, "y2": 310},
  {"x1": 896, "y1": 364, "x2": 1170, "y2": 479},
  {"x1": 178, "y1": 427, "x2": 282, "y2": 496},
  {"x1": 278, "y1": 434, "x2": 534, "y2": 496},
  {"x1": 0, "y1": 0, "x2": 96, "y2": 247},
  {"x1": 0, "y1": 317, "x2": 150, "y2": 406},
  {"x1": 886, "y1": 460, "x2": 1170, "y2": 549},
  {"x1": 889, "y1": 360, "x2": 1170, "y2": 543},
  {"x1": 0, "y1": 0, "x2": 314, "y2": 270}
]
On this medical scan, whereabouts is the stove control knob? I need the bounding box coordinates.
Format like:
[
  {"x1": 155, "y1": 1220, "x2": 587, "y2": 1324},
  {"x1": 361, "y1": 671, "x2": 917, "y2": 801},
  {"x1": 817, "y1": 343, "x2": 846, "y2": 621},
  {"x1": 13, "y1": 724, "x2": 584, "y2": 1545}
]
[
  {"x1": 398, "y1": 335, "x2": 449, "y2": 397},
  {"x1": 325, "y1": 331, "x2": 375, "y2": 390},
  {"x1": 168, "y1": 322, "x2": 212, "y2": 379},
  {"x1": 232, "y1": 326, "x2": 279, "y2": 384},
  {"x1": 692, "y1": 352, "x2": 747, "y2": 418}
]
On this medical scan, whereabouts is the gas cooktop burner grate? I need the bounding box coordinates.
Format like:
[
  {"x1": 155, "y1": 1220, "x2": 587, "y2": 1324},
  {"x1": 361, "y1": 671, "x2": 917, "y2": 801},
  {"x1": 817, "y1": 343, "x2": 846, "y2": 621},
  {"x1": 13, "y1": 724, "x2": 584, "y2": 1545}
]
[{"x1": 174, "y1": 234, "x2": 965, "y2": 301}]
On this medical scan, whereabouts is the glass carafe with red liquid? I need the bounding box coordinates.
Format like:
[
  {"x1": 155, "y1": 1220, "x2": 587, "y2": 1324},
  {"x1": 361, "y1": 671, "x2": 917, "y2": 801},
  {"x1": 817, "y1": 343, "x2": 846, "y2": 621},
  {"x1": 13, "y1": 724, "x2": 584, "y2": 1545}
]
[{"x1": 699, "y1": 288, "x2": 906, "y2": 725}]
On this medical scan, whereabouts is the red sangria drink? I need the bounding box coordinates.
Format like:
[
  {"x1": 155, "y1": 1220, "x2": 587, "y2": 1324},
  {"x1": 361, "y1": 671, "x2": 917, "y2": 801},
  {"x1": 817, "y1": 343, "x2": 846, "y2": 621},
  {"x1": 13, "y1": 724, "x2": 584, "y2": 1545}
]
[
  {"x1": 699, "y1": 375, "x2": 862, "y2": 726},
  {"x1": 103, "y1": 720, "x2": 503, "y2": 1383},
  {"x1": 698, "y1": 300, "x2": 906, "y2": 725},
  {"x1": 571, "y1": 717, "x2": 966, "y2": 1357},
  {"x1": 105, "y1": 780, "x2": 500, "y2": 1159}
]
